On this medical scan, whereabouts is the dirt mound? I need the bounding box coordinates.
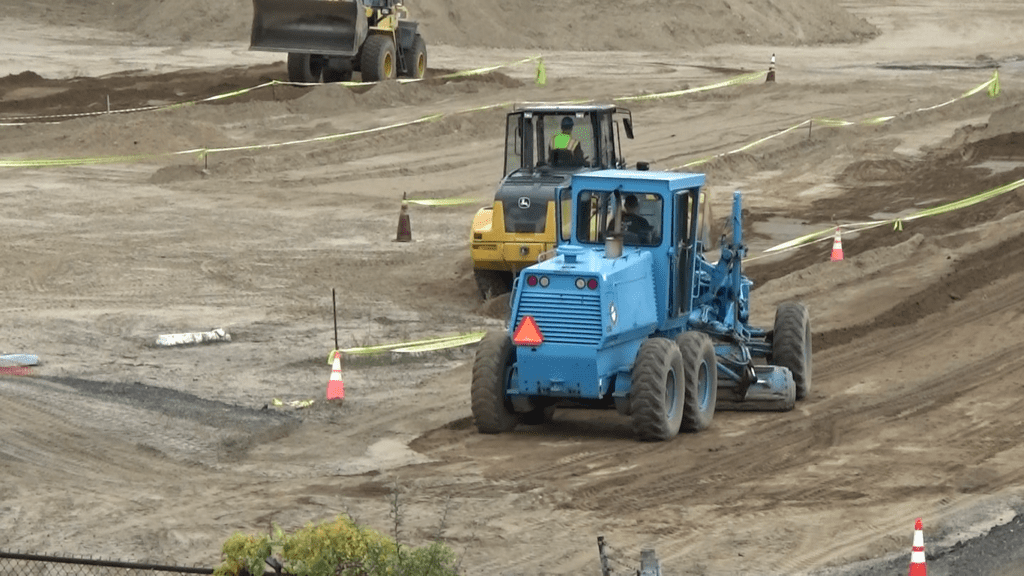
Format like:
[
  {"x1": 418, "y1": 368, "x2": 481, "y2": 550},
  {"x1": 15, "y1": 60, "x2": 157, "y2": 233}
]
[
  {"x1": 746, "y1": 99, "x2": 1024, "y2": 288},
  {"x1": 12, "y1": 0, "x2": 878, "y2": 50}
]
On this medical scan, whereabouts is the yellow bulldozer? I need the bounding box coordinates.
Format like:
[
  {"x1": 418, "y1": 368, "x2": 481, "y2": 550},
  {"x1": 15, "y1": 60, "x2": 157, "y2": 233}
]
[{"x1": 250, "y1": 0, "x2": 427, "y2": 83}]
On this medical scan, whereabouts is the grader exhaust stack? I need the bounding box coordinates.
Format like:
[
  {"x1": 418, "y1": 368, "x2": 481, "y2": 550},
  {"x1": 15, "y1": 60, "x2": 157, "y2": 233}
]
[{"x1": 250, "y1": 0, "x2": 368, "y2": 56}]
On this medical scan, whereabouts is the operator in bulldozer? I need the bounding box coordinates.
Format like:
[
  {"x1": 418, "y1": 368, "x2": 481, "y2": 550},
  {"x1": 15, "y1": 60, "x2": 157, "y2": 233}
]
[{"x1": 550, "y1": 116, "x2": 586, "y2": 167}]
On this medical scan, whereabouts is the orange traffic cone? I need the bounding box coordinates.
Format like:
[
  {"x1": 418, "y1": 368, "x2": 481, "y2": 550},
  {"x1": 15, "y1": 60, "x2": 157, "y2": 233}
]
[
  {"x1": 908, "y1": 518, "x2": 927, "y2": 576},
  {"x1": 396, "y1": 193, "x2": 412, "y2": 242},
  {"x1": 830, "y1": 228, "x2": 844, "y2": 261},
  {"x1": 327, "y1": 351, "x2": 345, "y2": 402}
]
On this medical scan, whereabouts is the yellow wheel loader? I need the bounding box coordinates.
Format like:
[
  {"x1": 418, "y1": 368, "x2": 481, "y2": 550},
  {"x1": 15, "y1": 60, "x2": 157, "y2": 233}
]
[
  {"x1": 471, "y1": 104, "x2": 636, "y2": 299},
  {"x1": 250, "y1": 0, "x2": 427, "y2": 83},
  {"x1": 470, "y1": 104, "x2": 716, "y2": 299}
]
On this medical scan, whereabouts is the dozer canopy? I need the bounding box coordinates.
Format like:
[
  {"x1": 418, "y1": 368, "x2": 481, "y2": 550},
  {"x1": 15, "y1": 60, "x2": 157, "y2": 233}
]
[{"x1": 250, "y1": 0, "x2": 369, "y2": 56}]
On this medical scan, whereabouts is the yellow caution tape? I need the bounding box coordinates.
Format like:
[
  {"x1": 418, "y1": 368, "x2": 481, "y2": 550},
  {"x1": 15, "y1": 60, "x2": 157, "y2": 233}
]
[
  {"x1": 753, "y1": 177, "x2": 1024, "y2": 260},
  {"x1": 2, "y1": 82, "x2": 277, "y2": 123},
  {"x1": 390, "y1": 332, "x2": 486, "y2": 353},
  {"x1": 272, "y1": 398, "x2": 316, "y2": 408},
  {"x1": 339, "y1": 331, "x2": 486, "y2": 356},
  {"x1": 988, "y1": 70, "x2": 1000, "y2": 97},
  {"x1": 0, "y1": 151, "x2": 174, "y2": 168},
  {"x1": 681, "y1": 120, "x2": 810, "y2": 169},
  {"x1": 2, "y1": 67, "x2": 999, "y2": 171},
  {"x1": 439, "y1": 55, "x2": 543, "y2": 80},
  {"x1": 405, "y1": 198, "x2": 478, "y2": 206},
  {"x1": 673, "y1": 72, "x2": 999, "y2": 172},
  {"x1": 0, "y1": 113, "x2": 445, "y2": 168},
  {"x1": 1, "y1": 55, "x2": 539, "y2": 123},
  {"x1": 615, "y1": 70, "x2": 764, "y2": 102}
]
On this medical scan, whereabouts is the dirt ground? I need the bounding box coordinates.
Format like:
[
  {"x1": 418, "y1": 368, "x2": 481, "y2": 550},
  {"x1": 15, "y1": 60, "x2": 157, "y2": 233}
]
[{"x1": 3, "y1": 1, "x2": 1024, "y2": 575}]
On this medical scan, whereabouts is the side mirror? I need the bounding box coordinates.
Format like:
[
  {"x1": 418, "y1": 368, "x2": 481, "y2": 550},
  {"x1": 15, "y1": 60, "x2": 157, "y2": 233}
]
[{"x1": 623, "y1": 118, "x2": 634, "y2": 139}]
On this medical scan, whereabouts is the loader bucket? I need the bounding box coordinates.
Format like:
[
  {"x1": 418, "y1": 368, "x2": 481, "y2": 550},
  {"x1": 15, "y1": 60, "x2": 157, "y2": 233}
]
[{"x1": 250, "y1": 0, "x2": 368, "y2": 56}]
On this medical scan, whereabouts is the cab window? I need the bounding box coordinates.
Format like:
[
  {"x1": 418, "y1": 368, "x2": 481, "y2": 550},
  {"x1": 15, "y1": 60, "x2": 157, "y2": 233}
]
[{"x1": 576, "y1": 191, "x2": 662, "y2": 247}]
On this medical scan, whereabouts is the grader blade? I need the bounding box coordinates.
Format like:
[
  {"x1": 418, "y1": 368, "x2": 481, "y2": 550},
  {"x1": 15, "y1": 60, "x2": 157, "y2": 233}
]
[
  {"x1": 716, "y1": 365, "x2": 796, "y2": 412},
  {"x1": 250, "y1": 0, "x2": 368, "y2": 56}
]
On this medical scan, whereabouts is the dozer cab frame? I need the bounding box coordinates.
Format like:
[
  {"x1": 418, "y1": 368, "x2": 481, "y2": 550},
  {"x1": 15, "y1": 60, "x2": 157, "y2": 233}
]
[{"x1": 250, "y1": 0, "x2": 427, "y2": 83}]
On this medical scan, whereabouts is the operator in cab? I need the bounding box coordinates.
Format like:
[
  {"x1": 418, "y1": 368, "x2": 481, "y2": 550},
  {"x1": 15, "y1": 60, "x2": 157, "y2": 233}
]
[{"x1": 550, "y1": 116, "x2": 586, "y2": 167}]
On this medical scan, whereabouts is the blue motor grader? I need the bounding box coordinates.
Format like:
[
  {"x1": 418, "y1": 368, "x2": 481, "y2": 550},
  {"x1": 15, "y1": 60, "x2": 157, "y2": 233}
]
[{"x1": 471, "y1": 168, "x2": 812, "y2": 441}]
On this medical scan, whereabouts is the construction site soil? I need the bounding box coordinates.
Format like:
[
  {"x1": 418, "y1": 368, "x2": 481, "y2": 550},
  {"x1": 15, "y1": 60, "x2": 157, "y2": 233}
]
[{"x1": 3, "y1": 1, "x2": 1024, "y2": 575}]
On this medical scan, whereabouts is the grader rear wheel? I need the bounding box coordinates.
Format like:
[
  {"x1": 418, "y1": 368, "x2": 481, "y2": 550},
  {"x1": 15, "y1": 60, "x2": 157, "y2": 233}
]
[
  {"x1": 471, "y1": 331, "x2": 519, "y2": 433},
  {"x1": 630, "y1": 337, "x2": 684, "y2": 441},
  {"x1": 677, "y1": 331, "x2": 717, "y2": 432}
]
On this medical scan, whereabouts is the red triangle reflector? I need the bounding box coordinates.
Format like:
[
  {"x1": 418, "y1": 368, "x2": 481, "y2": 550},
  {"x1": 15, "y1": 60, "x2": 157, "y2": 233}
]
[{"x1": 513, "y1": 316, "x2": 544, "y2": 346}]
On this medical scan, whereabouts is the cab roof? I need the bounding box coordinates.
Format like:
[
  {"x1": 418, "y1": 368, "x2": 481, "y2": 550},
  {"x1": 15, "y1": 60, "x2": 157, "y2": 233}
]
[
  {"x1": 571, "y1": 169, "x2": 706, "y2": 191},
  {"x1": 512, "y1": 103, "x2": 620, "y2": 114}
]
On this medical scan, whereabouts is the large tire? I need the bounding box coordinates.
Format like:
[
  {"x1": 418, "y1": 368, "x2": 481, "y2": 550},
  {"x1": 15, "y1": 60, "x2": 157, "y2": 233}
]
[
  {"x1": 677, "y1": 331, "x2": 717, "y2": 432},
  {"x1": 471, "y1": 330, "x2": 519, "y2": 433},
  {"x1": 360, "y1": 35, "x2": 396, "y2": 82},
  {"x1": 772, "y1": 302, "x2": 812, "y2": 400},
  {"x1": 323, "y1": 58, "x2": 353, "y2": 83},
  {"x1": 287, "y1": 53, "x2": 325, "y2": 83},
  {"x1": 630, "y1": 338, "x2": 685, "y2": 441},
  {"x1": 403, "y1": 35, "x2": 427, "y2": 79}
]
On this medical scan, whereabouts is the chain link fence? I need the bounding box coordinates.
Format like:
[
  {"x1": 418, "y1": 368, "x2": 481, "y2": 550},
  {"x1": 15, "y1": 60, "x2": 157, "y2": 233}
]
[{"x1": 0, "y1": 551, "x2": 215, "y2": 576}]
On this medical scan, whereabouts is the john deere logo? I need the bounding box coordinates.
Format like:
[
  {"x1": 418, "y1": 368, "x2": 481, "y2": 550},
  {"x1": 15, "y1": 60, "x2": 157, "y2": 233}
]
[{"x1": 518, "y1": 197, "x2": 531, "y2": 209}]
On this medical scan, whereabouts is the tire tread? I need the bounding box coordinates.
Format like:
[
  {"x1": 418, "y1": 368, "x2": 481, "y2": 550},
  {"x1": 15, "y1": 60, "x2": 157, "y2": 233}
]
[{"x1": 471, "y1": 331, "x2": 518, "y2": 433}]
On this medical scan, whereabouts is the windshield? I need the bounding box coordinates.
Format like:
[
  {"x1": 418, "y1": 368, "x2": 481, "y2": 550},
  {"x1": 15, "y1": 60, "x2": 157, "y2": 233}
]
[
  {"x1": 504, "y1": 111, "x2": 602, "y2": 175},
  {"x1": 576, "y1": 190, "x2": 663, "y2": 247}
]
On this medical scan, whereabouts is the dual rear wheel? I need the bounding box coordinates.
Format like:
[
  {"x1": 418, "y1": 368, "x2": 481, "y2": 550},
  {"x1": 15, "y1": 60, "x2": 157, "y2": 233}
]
[
  {"x1": 630, "y1": 333, "x2": 717, "y2": 441},
  {"x1": 470, "y1": 330, "x2": 721, "y2": 441}
]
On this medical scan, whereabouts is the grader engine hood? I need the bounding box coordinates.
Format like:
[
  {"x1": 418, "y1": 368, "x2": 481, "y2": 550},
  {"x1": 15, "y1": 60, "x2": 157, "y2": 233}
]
[{"x1": 508, "y1": 245, "x2": 657, "y2": 398}]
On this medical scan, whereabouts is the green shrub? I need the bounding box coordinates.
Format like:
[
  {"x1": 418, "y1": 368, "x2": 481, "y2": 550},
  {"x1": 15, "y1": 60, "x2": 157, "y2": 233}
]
[
  {"x1": 214, "y1": 515, "x2": 459, "y2": 576},
  {"x1": 215, "y1": 532, "x2": 272, "y2": 576}
]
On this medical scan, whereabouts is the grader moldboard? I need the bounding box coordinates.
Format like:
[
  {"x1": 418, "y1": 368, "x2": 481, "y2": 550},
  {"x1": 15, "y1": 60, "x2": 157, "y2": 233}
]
[
  {"x1": 471, "y1": 169, "x2": 812, "y2": 441},
  {"x1": 250, "y1": 0, "x2": 427, "y2": 83}
]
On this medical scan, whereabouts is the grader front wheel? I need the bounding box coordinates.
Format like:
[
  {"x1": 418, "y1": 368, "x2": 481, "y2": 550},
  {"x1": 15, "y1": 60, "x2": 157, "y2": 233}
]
[{"x1": 772, "y1": 302, "x2": 812, "y2": 400}]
